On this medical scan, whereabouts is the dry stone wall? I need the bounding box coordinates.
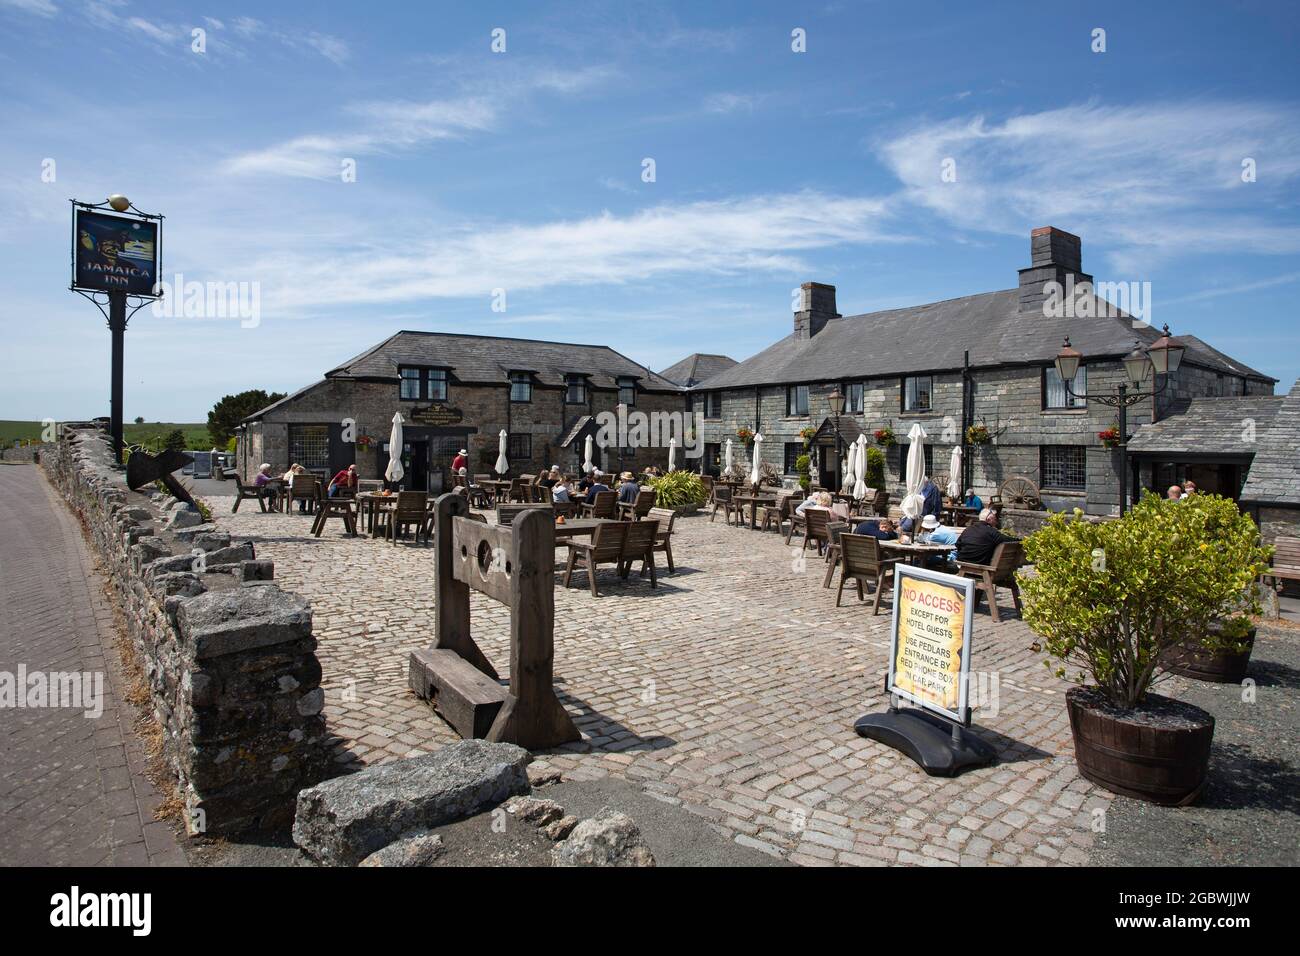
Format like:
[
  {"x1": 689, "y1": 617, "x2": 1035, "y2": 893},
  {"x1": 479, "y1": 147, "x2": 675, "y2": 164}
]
[{"x1": 42, "y1": 427, "x2": 329, "y2": 835}]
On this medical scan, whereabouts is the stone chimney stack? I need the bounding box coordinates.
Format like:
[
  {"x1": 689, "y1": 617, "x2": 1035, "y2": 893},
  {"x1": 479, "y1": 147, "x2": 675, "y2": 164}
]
[
  {"x1": 793, "y1": 282, "x2": 841, "y2": 339},
  {"x1": 1017, "y1": 226, "x2": 1093, "y2": 313}
]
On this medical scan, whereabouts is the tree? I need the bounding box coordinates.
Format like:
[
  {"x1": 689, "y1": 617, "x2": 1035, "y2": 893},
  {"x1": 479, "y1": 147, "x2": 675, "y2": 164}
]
[
  {"x1": 164, "y1": 429, "x2": 187, "y2": 451},
  {"x1": 133, "y1": 416, "x2": 144, "y2": 424},
  {"x1": 207, "y1": 389, "x2": 286, "y2": 446}
]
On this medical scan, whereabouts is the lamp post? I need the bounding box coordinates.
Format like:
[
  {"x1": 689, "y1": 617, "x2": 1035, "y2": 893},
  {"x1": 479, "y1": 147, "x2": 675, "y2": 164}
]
[
  {"x1": 828, "y1": 387, "x2": 845, "y2": 490},
  {"x1": 1054, "y1": 324, "x2": 1185, "y2": 514}
]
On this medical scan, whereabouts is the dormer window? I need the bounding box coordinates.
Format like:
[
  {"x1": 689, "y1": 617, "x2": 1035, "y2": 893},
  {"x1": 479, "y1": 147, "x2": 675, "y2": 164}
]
[
  {"x1": 509, "y1": 371, "x2": 532, "y2": 403},
  {"x1": 565, "y1": 374, "x2": 587, "y2": 405},
  {"x1": 617, "y1": 376, "x2": 637, "y2": 406},
  {"x1": 398, "y1": 366, "x2": 449, "y2": 401}
]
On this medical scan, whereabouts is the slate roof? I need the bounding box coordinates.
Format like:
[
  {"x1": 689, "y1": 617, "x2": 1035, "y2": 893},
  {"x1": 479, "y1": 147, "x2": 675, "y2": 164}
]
[
  {"x1": 659, "y1": 353, "x2": 738, "y2": 388},
  {"x1": 699, "y1": 289, "x2": 1277, "y2": 390},
  {"x1": 1241, "y1": 378, "x2": 1300, "y2": 506},
  {"x1": 557, "y1": 415, "x2": 595, "y2": 449},
  {"x1": 1127, "y1": 395, "x2": 1283, "y2": 455},
  {"x1": 326, "y1": 331, "x2": 682, "y2": 392}
]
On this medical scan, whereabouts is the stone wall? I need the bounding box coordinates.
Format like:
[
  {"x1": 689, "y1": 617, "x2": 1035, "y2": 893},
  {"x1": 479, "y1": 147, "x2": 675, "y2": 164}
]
[{"x1": 43, "y1": 427, "x2": 330, "y2": 835}]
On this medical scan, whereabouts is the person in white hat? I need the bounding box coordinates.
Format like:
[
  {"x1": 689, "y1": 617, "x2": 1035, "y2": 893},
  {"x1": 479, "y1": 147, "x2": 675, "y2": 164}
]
[
  {"x1": 452, "y1": 448, "x2": 468, "y2": 474},
  {"x1": 920, "y1": 514, "x2": 962, "y2": 569}
]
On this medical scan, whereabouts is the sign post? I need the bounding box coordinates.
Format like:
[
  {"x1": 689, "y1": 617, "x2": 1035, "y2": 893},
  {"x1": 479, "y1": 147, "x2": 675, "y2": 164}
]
[
  {"x1": 853, "y1": 564, "x2": 996, "y2": 775},
  {"x1": 70, "y1": 195, "x2": 163, "y2": 462}
]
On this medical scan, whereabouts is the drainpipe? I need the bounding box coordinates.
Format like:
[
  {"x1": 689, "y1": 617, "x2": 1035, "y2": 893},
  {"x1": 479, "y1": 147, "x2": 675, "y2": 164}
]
[{"x1": 961, "y1": 351, "x2": 973, "y2": 494}]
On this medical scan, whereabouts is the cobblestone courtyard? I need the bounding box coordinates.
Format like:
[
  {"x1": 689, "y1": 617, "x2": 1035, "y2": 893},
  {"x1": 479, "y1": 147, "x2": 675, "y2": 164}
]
[{"x1": 218, "y1": 498, "x2": 1116, "y2": 866}]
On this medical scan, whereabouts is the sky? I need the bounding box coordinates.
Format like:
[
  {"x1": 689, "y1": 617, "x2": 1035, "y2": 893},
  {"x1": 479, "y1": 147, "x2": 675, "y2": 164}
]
[{"x1": 1, "y1": 0, "x2": 1298, "y2": 422}]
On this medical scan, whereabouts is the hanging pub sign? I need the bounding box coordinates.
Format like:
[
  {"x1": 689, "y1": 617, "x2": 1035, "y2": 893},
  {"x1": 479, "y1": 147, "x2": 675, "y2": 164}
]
[
  {"x1": 887, "y1": 564, "x2": 976, "y2": 724},
  {"x1": 72, "y1": 208, "x2": 160, "y2": 296},
  {"x1": 854, "y1": 563, "x2": 995, "y2": 775}
]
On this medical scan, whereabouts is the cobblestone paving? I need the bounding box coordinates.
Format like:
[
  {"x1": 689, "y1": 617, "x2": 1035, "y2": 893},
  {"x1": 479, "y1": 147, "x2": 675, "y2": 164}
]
[
  {"x1": 218, "y1": 499, "x2": 1111, "y2": 866},
  {"x1": 0, "y1": 466, "x2": 184, "y2": 867}
]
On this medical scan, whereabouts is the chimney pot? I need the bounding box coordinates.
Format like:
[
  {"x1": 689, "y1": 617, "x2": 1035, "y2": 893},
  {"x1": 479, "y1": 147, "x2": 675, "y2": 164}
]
[{"x1": 794, "y1": 282, "x2": 840, "y2": 339}]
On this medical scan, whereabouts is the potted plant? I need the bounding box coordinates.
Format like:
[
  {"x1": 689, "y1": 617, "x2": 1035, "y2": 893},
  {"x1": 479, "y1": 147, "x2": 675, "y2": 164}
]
[
  {"x1": 1019, "y1": 492, "x2": 1269, "y2": 805},
  {"x1": 646, "y1": 470, "x2": 707, "y2": 514},
  {"x1": 1098, "y1": 425, "x2": 1122, "y2": 449},
  {"x1": 965, "y1": 423, "x2": 991, "y2": 445},
  {"x1": 795, "y1": 453, "x2": 811, "y2": 492},
  {"x1": 736, "y1": 426, "x2": 754, "y2": 446},
  {"x1": 873, "y1": 426, "x2": 896, "y2": 447}
]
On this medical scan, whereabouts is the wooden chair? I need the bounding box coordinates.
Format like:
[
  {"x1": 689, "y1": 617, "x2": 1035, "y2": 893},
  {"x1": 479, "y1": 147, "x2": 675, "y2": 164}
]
[
  {"x1": 581, "y1": 490, "x2": 617, "y2": 519},
  {"x1": 837, "y1": 534, "x2": 903, "y2": 613},
  {"x1": 700, "y1": 475, "x2": 715, "y2": 499},
  {"x1": 617, "y1": 519, "x2": 661, "y2": 587},
  {"x1": 507, "y1": 478, "x2": 527, "y2": 503},
  {"x1": 956, "y1": 541, "x2": 1026, "y2": 623},
  {"x1": 287, "y1": 475, "x2": 320, "y2": 514},
  {"x1": 496, "y1": 503, "x2": 551, "y2": 526},
  {"x1": 710, "y1": 485, "x2": 742, "y2": 525},
  {"x1": 563, "y1": 521, "x2": 630, "y2": 597},
  {"x1": 617, "y1": 487, "x2": 657, "y2": 520},
  {"x1": 759, "y1": 490, "x2": 802, "y2": 534},
  {"x1": 552, "y1": 500, "x2": 579, "y2": 518},
  {"x1": 311, "y1": 497, "x2": 358, "y2": 538},
  {"x1": 821, "y1": 519, "x2": 851, "y2": 588},
  {"x1": 1262, "y1": 536, "x2": 1300, "y2": 592},
  {"x1": 646, "y1": 507, "x2": 677, "y2": 575},
  {"x1": 387, "y1": 491, "x2": 431, "y2": 545},
  {"x1": 231, "y1": 472, "x2": 269, "y2": 513}
]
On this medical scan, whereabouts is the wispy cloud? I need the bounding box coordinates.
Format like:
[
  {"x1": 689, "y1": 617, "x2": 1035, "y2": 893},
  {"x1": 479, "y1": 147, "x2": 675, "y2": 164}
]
[
  {"x1": 0, "y1": 0, "x2": 58, "y2": 17},
  {"x1": 876, "y1": 100, "x2": 1300, "y2": 271},
  {"x1": 703, "y1": 92, "x2": 758, "y2": 114},
  {"x1": 229, "y1": 190, "x2": 899, "y2": 311}
]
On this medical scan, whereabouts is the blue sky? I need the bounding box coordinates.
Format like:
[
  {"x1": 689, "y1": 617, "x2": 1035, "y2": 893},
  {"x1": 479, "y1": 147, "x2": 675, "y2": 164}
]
[{"x1": 2, "y1": 0, "x2": 1298, "y2": 422}]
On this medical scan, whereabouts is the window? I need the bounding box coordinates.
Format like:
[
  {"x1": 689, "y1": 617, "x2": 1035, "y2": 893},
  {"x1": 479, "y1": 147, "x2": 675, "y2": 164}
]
[
  {"x1": 508, "y1": 433, "x2": 531, "y2": 461},
  {"x1": 1044, "y1": 365, "x2": 1087, "y2": 409},
  {"x1": 619, "y1": 446, "x2": 637, "y2": 460},
  {"x1": 704, "y1": 392, "x2": 722, "y2": 420},
  {"x1": 399, "y1": 367, "x2": 449, "y2": 401},
  {"x1": 843, "y1": 382, "x2": 864, "y2": 414},
  {"x1": 427, "y1": 369, "x2": 448, "y2": 401},
  {"x1": 509, "y1": 371, "x2": 532, "y2": 403},
  {"x1": 704, "y1": 442, "x2": 721, "y2": 475},
  {"x1": 1041, "y1": 445, "x2": 1087, "y2": 491},
  {"x1": 288, "y1": 424, "x2": 329, "y2": 471},
  {"x1": 903, "y1": 375, "x2": 932, "y2": 412},
  {"x1": 787, "y1": 385, "x2": 809, "y2": 416},
  {"x1": 896, "y1": 444, "x2": 933, "y2": 479},
  {"x1": 399, "y1": 367, "x2": 421, "y2": 400},
  {"x1": 617, "y1": 376, "x2": 637, "y2": 406},
  {"x1": 565, "y1": 375, "x2": 587, "y2": 405},
  {"x1": 784, "y1": 442, "x2": 803, "y2": 475}
]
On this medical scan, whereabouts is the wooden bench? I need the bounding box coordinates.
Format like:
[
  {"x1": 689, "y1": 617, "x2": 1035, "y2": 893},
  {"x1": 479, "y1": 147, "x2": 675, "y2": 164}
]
[
  {"x1": 408, "y1": 648, "x2": 508, "y2": 739},
  {"x1": 1262, "y1": 535, "x2": 1300, "y2": 590}
]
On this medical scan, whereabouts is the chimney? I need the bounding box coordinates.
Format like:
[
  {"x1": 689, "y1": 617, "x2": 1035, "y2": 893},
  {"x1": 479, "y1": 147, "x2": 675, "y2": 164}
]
[
  {"x1": 1017, "y1": 226, "x2": 1093, "y2": 313},
  {"x1": 793, "y1": 281, "x2": 841, "y2": 339}
]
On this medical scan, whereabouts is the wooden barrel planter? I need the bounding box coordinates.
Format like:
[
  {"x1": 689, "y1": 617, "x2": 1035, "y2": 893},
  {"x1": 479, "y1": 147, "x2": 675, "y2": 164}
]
[
  {"x1": 1066, "y1": 687, "x2": 1215, "y2": 806},
  {"x1": 1160, "y1": 626, "x2": 1256, "y2": 684}
]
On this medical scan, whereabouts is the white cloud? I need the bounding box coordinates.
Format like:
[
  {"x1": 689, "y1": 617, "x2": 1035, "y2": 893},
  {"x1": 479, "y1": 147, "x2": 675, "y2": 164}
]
[
  {"x1": 226, "y1": 190, "x2": 899, "y2": 312},
  {"x1": 299, "y1": 31, "x2": 349, "y2": 65},
  {"x1": 0, "y1": 0, "x2": 58, "y2": 17},
  {"x1": 703, "y1": 92, "x2": 756, "y2": 114},
  {"x1": 877, "y1": 101, "x2": 1300, "y2": 271}
]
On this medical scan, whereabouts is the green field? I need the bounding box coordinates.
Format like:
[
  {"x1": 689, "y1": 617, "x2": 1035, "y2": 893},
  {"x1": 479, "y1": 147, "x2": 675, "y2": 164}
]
[{"x1": 0, "y1": 420, "x2": 213, "y2": 451}]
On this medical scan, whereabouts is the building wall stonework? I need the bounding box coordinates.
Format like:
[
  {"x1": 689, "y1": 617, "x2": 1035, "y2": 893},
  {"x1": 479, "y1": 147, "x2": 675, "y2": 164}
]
[
  {"x1": 693, "y1": 357, "x2": 1240, "y2": 516},
  {"x1": 240, "y1": 376, "x2": 686, "y2": 482}
]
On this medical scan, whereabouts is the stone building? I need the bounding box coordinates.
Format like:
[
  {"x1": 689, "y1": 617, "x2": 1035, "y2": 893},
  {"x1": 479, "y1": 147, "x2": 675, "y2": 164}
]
[
  {"x1": 688, "y1": 226, "x2": 1276, "y2": 515},
  {"x1": 236, "y1": 331, "x2": 683, "y2": 491},
  {"x1": 1239, "y1": 378, "x2": 1300, "y2": 544},
  {"x1": 658, "y1": 353, "x2": 738, "y2": 388}
]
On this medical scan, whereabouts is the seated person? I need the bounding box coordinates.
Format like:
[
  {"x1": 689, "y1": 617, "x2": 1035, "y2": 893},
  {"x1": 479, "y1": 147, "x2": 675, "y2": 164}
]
[
  {"x1": 617, "y1": 471, "x2": 640, "y2": 504},
  {"x1": 956, "y1": 508, "x2": 1016, "y2": 566},
  {"x1": 795, "y1": 490, "x2": 834, "y2": 516},
  {"x1": 578, "y1": 471, "x2": 596, "y2": 494},
  {"x1": 918, "y1": 514, "x2": 961, "y2": 567},
  {"x1": 539, "y1": 466, "x2": 561, "y2": 489},
  {"x1": 853, "y1": 516, "x2": 898, "y2": 541},
  {"x1": 551, "y1": 480, "x2": 572, "y2": 503},
  {"x1": 328, "y1": 464, "x2": 358, "y2": 497},
  {"x1": 584, "y1": 471, "x2": 611, "y2": 504},
  {"x1": 253, "y1": 463, "x2": 274, "y2": 486},
  {"x1": 963, "y1": 488, "x2": 984, "y2": 511}
]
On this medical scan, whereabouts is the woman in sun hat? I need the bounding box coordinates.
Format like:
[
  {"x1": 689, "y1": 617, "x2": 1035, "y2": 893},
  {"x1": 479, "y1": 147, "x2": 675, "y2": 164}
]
[{"x1": 451, "y1": 448, "x2": 468, "y2": 474}]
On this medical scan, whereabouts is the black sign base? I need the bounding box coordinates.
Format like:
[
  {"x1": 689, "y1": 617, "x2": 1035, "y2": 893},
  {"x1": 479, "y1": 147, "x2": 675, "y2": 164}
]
[{"x1": 854, "y1": 707, "x2": 997, "y2": 777}]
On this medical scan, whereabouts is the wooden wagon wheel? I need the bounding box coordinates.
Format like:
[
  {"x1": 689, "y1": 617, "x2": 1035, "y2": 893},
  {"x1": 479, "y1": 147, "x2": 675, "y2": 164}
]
[{"x1": 999, "y1": 476, "x2": 1040, "y2": 509}]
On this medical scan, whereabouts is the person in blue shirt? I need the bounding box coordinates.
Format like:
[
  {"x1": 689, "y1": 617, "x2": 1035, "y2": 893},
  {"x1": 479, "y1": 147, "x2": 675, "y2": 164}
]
[
  {"x1": 963, "y1": 488, "x2": 984, "y2": 511},
  {"x1": 853, "y1": 517, "x2": 898, "y2": 540},
  {"x1": 584, "y1": 471, "x2": 611, "y2": 504},
  {"x1": 616, "y1": 471, "x2": 640, "y2": 504},
  {"x1": 921, "y1": 478, "x2": 943, "y2": 519},
  {"x1": 917, "y1": 514, "x2": 960, "y2": 568}
]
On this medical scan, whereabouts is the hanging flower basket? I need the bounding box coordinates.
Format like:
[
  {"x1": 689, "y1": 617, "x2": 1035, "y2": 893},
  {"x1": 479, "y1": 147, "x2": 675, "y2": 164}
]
[
  {"x1": 356, "y1": 435, "x2": 377, "y2": 449},
  {"x1": 736, "y1": 426, "x2": 755, "y2": 446},
  {"x1": 1098, "y1": 427, "x2": 1121, "y2": 449},
  {"x1": 965, "y1": 423, "x2": 992, "y2": 445},
  {"x1": 798, "y1": 426, "x2": 817, "y2": 443},
  {"x1": 873, "y1": 427, "x2": 896, "y2": 447}
]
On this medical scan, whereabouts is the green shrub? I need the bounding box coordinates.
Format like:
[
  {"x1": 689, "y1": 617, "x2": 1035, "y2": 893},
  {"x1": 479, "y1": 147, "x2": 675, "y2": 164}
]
[
  {"x1": 795, "y1": 454, "x2": 811, "y2": 491},
  {"x1": 647, "y1": 470, "x2": 707, "y2": 507},
  {"x1": 865, "y1": 446, "x2": 885, "y2": 487},
  {"x1": 1019, "y1": 492, "x2": 1270, "y2": 709}
]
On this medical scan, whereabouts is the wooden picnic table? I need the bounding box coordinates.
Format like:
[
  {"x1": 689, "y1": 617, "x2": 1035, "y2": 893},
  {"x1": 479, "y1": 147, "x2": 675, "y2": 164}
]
[
  {"x1": 479, "y1": 479, "x2": 513, "y2": 503},
  {"x1": 878, "y1": 539, "x2": 955, "y2": 567},
  {"x1": 732, "y1": 493, "x2": 777, "y2": 530}
]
